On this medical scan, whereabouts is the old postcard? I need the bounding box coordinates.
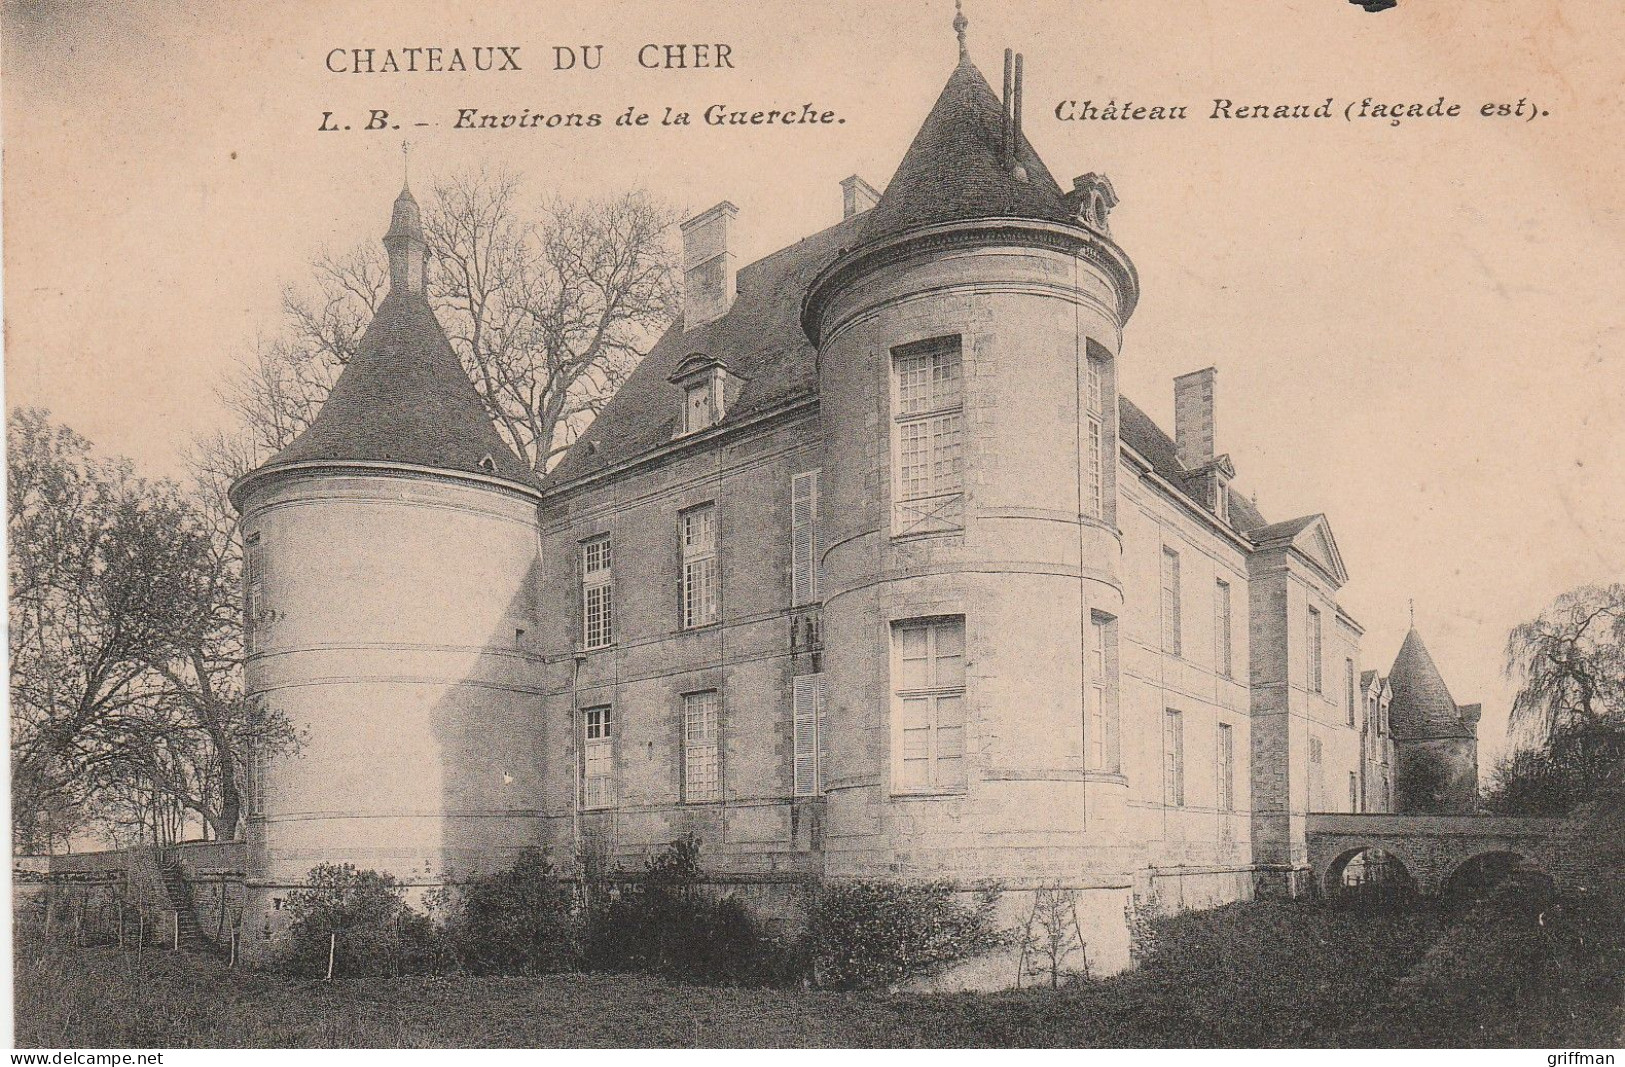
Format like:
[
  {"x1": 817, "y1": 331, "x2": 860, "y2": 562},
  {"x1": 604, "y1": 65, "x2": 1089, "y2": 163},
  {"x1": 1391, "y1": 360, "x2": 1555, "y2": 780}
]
[{"x1": 5, "y1": 0, "x2": 1622, "y2": 1054}]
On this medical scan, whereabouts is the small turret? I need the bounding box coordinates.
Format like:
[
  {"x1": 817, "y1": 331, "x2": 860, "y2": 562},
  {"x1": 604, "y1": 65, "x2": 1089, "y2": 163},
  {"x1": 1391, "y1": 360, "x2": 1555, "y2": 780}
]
[{"x1": 384, "y1": 183, "x2": 428, "y2": 295}]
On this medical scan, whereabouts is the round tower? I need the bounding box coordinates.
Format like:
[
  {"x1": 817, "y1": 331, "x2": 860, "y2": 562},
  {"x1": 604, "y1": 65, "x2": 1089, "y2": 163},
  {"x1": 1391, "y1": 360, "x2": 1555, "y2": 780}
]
[
  {"x1": 229, "y1": 182, "x2": 546, "y2": 956},
  {"x1": 803, "y1": 31, "x2": 1142, "y2": 971}
]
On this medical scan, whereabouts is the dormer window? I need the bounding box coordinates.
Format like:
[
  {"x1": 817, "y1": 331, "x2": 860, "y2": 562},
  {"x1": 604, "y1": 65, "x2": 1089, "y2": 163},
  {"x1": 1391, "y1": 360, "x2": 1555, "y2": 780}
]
[
  {"x1": 670, "y1": 353, "x2": 729, "y2": 437},
  {"x1": 685, "y1": 381, "x2": 717, "y2": 433},
  {"x1": 1069, "y1": 172, "x2": 1120, "y2": 235}
]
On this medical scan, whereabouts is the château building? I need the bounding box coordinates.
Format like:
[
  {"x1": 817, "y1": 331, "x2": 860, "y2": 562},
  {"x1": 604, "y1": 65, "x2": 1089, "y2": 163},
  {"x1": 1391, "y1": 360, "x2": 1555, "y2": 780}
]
[{"x1": 229, "y1": 19, "x2": 1477, "y2": 977}]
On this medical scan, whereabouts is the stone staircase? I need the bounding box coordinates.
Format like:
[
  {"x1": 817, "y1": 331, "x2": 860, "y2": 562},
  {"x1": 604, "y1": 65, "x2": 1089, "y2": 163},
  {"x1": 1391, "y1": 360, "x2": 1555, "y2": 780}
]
[{"x1": 155, "y1": 854, "x2": 211, "y2": 952}]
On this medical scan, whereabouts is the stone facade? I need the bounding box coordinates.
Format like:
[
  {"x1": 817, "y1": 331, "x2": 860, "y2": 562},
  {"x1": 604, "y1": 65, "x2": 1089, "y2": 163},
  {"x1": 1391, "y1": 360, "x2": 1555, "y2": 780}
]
[{"x1": 227, "y1": 37, "x2": 1478, "y2": 980}]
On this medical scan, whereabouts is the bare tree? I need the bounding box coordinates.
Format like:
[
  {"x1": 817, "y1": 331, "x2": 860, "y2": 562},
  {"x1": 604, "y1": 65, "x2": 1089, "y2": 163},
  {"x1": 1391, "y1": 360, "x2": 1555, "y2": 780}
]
[
  {"x1": 222, "y1": 168, "x2": 679, "y2": 473},
  {"x1": 1499, "y1": 582, "x2": 1625, "y2": 809},
  {"x1": 1016, "y1": 883, "x2": 1089, "y2": 988},
  {"x1": 1506, "y1": 583, "x2": 1625, "y2": 742}
]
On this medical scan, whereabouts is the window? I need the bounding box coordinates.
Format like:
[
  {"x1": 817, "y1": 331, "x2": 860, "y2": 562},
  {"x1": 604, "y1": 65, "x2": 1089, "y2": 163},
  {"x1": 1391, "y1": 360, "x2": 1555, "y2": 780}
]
[
  {"x1": 1217, "y1": 722, "x2": 1234, "y2": 812},
  {"x1": 244, "y1": 532, "x2": 263, "y2": 652},
  {"x1": 1087, "y1": 615, "x2": 1108, "y2": 770},
  {"x1": 1085, "y1": 355, "x2": 1105, "y2": 518},
  {"x1": 684, "y1": 380, "x2": 717, "y2": 433},
  {"x1": 892, "y1": 618, "x2": 967, "y2": 793},
  {"x1": 581, "y1": 538, "x2": 613, "y2": 649},
  {"x1": 1214, "y1": 579, "x2": 1233, "y2": 677},
  {"x1": 791, "y1": 471, "x2": 821, "y2": 605},
  {"x1": 892, "y1": 337, "x2": 964, "y2": 536},
  {"x1": 245, "y1": 746, "x2": 265, "y2": 815},
  {"x1": 1163, "y1": 709, "x2": 1185, "y2": 807},
  {"x1": 1308, "y1": 735, "x2": 1323, "y2": 811},
  {"x1": 681, "y1": 505, "x2": 719, "y2": 629},
  {"x1": 682, "y1": 691, "x2": 721, "y2": 803},
  {"x1": 582, "y1": 706, "x2": 614, "y2": 809},
  {"x1": 1161, "y1": 548, "x2": 1182, "y2": 655},
  {"x1": 793, "y1": 673, "x2": 827, "y2": 797},
  {"x1": 1379, "y1": 698, "x2": 1388, "y2": 737},
  {"x1": 1349, "y1": 771, "x2": 1359, "y2": 813},
  {"x1": 1306, "y1": 606, "x2": 1323, "y2": 693},
  {"x1": 1345, "y1": 659, "x2": 1357, "y2": 726}
]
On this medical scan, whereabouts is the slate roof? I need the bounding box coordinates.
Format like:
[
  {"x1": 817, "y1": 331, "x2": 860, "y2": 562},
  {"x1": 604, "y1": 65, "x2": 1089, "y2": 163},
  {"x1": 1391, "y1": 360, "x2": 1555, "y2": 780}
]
[
  {"x1": 544, "y1": 212, "x2": 867, "y2": 487},
  {"x1": 544, "y1": 47, "x2": 1265, "y2": 538},
  {"x1": 245, "y1": 290, "x2": 539, "y2": 492},
  {"x1": 544, "y1": 223, "x2": 1268, "y2": 534},
  {"x1": 859, "y1": 54, "x2": 1077, "y2": 244},
  {"x1": 1386, "y1": 628, "x2": 1477, "y2": 741},
  {"x1": 1118, "y1": 396, "x2": 1266, "y2": 534},
  {"x1": 1247, "y1": 515, "x2": 1322, "y2": 544}
]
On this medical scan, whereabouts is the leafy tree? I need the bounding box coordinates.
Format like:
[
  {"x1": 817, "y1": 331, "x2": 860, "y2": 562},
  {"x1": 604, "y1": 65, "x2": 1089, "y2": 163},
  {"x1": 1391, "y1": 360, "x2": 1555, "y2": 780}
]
[
  {"x1": 280, "y1": 863, "x2": 443, "y2": 978},
  {"x1": 439, "y1": 848, "x2": 576, "y2": 975},
  {"x1": 221, "y1": 169, "x2": 679, "y2": 474},
  {"x1": 7, "y1": 408, "x2": 295, "y2": 848}
]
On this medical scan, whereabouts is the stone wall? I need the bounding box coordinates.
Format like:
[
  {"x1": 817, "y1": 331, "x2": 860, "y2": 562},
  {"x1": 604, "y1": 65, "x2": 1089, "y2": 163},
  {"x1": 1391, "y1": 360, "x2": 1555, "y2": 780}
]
[{"x1": 533, "y1": 407, "x2": 825, "y2": 876}]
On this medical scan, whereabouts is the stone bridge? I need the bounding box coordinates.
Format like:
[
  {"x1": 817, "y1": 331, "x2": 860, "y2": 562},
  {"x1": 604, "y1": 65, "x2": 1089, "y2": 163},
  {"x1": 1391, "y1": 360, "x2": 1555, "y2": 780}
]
[{"x1": 1306, "y1": 812, "x2": 1581, "y2": 896}]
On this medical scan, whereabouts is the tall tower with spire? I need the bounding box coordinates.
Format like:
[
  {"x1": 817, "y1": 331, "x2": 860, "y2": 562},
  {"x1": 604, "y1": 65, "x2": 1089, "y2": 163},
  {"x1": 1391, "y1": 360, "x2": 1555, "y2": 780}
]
[
  {"x1": 229, "y1": 182, "x2": 547, "y2": 957},
  {"x1": 802, "y1": 9, "x2": 1142, "y2": 969}
]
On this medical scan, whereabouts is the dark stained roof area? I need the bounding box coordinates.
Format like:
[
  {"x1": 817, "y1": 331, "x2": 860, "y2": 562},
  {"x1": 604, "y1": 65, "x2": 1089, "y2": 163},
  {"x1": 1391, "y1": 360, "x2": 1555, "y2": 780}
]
[
  {"x1": 1387, "y1": 628, "x2": 1478, "y2": 741},
  {"x1": 252, "y1": 292, "x2": 539, "y2": 491}
]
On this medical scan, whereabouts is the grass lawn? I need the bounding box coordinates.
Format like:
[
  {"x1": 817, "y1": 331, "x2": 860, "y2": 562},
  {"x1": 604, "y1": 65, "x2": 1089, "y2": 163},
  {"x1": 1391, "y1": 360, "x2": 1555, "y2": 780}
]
[{"x1": 14, "y1": 896, "x2": 1623, "y2": 1048}]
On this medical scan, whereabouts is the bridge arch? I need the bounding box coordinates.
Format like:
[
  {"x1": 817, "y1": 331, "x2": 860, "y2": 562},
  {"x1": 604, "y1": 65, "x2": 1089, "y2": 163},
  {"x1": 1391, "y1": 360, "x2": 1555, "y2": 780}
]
[
  {"x1": 1323, "y1": 845, "x2": 1419, "y2": 898},
  {"x1": 1439, "y1": 850, "x2": 1554, "y2": 908}
]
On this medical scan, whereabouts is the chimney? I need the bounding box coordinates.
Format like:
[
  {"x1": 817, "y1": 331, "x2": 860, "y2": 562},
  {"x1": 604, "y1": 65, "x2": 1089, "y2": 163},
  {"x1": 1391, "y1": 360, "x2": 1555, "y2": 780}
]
[
  {"x1": 1459, "y1": 703, "x2": 1483, "y2": 731},
  {"x1": 1012, "y1": 52, "x2": 1025, "y2": 177},
  {"x1": 1002, "y1": 49, "x2": 1014, "y2": 170},
  {"x1": 1001, "y1": 49, "x2": 1027, "y2": 180},
  {"x1": 680, "y1": 201, "x2": 739, "y2": 330},
  {"x1": 840, "y1": 175, "x2": 881, "y2": 219},
  {"x1": 1174, "y1": 367, "x2": 1218, "y2": 469}
]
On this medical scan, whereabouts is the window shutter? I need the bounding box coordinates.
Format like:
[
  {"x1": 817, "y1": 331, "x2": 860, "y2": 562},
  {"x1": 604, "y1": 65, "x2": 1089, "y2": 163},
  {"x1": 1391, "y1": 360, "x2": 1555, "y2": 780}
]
[
  {"x1": 791, "y1": 471, "x2": 819, "y2": 605},
  {"x1": 814, "y1": 673, "x2": 827, "y2": 793},
  {"x1": 793, "y1": 674, "x2": 818, "y2": 796}
]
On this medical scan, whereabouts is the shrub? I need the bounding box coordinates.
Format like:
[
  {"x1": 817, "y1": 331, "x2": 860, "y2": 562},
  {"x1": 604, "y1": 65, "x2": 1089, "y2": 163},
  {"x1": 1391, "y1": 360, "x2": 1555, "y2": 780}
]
[
  {"x1": 804, "y1": 879, "x2": 1003, "y2": 990},
  {"x1": 438, "y1": 849, "x2": 577, "y2": 975},
  {"x1": 581, "y1": 835, "x2": 783, "y2": 985},
  {"x1": 277, "y1": 863, "x2": 444, "y2": 978}
]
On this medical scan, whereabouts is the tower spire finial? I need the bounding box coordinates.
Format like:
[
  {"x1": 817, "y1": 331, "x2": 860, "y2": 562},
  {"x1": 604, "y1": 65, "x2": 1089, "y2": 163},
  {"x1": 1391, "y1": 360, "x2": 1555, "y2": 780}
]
[
  {"x1": 1409, "y1": 598, "x2": 1415, "y2": 628},
  {"x1": 953, "y1": 0, "x2": 969, "y2": 61},
  {"x1": 401, "y1": 140, "x2": 412, "y2": 192}
]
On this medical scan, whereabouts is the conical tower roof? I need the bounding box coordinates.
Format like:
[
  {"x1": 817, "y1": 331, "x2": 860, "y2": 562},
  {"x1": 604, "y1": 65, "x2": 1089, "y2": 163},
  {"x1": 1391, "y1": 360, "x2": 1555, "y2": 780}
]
[
  {"x1": 860, "y1": 54, "x2": 1075, "y2": 244},
  {"x1": 233, "y1": 188, "x2": 539, "y2": 505},
  {"x1": 1387, "y1": 629, "x2": 1475, "y2": 740}
]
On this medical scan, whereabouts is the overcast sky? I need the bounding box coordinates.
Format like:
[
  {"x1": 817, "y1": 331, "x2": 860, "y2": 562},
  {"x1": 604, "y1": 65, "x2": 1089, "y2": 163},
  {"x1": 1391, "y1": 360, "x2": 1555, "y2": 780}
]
[{"x1": 7, "y1": 0, "x2": 1624, "y2": 768}]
